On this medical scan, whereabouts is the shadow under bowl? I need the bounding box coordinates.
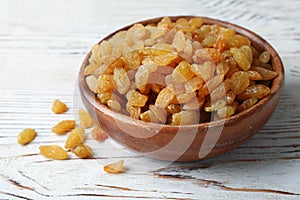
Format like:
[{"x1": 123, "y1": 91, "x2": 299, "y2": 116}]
[{"x1": 78, "y1": 16, "x2": 284, "y2": 162}]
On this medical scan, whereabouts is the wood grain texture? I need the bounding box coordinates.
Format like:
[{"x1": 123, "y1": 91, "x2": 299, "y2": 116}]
[{"x1": 0, "y1": 0, "x2": 299, "y2": 199}]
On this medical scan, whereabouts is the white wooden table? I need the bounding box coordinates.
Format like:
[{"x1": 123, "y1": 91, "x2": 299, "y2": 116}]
[{"x1": 1, "y1": 0, "x2": 300, "y2": 199}]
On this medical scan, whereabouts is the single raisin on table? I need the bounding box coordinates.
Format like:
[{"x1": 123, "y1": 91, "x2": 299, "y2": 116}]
[
  {"x1": 52, "y1": 120, "x2": 76, "y2": 135},
  {"x1": 17, "y1": 128, "x2": 37, "y2": 145},
  {"x1": 52, "y1": 99, "x2": 68, "y2": 114},
  {"x1": 39, "y1": 145, "x2": 69, "y2": 160}
]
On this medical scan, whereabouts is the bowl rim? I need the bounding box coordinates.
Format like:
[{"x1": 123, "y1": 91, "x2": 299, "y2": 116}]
[{"x1": 79, "y1": 15, "x2": 285, "y2": 130}]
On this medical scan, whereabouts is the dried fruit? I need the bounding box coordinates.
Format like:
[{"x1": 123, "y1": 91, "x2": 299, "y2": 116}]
[
  {"x1": 216, "y1": 62, "x2": 229, "y2": 77},
  {"x1": 199, "y1": 75, "x2": 224, "y2": 97},
  {"x1": 72, "y1": 144, "x2": 93, "y2": 159},
  {"x1": 259, "y1": 51, "x2": 271, "y2": 63},
  {"x1": 188, "y1": 17, "x2": 203, "y2": 29},
  {"x1": 126, "y1": 102, "x2": 141, "y2": 119},
  {"x1": 247, "y1": 70, "x2": 263, "y2": 80},
  {"x1": 227, "y1": 34, "x2": 250, "y2": 48},
  {"x1": 52, "y1": 120, "x2": 76, "y2": 135},
  {"x1": 135, "y1": 65, "x2": 150, "y2": 93},
  {"x1": 239, "y1": 45, "x2": 253, "y2": 64},
  {"x1": 86, "y1": 75, "x2": 98, "y2": 93},
  {"x1": 107, "y1": 99, "x2": 122, "y2": 112},
  {"x1": 140, "y1": 109, "x2": 160, "y2": 123},
  {"x1": 65, "y1": 127, "x2": 85, "y2": 149},
  {"x1": 155, "y1": 87, "x2": 175, "y2": 108},
  {"x1": 17, "y1": 128, "x2": 37, "y2": 145},
  {"x1": 126, "y1": 90, "x2": 148, "y2": 107},
  {"x1": 183, "y1": 96, "x2": 205, "y2": 110},
  {"x1": 114, "y1": 67, "x2": 130, "y2": 94},
  {"x1": 217, "y1": 104, "x2": 236, "y2": 118},
  {"x1": 172, "y1": 61, "x2": 194, "y2": 83},
  {"x1": 104, "y1": 160, "x2": 124, "y2": 174},
  {"x1": 78, "y1": 109, "x2": 94, "y2": 129},
  {"x1": 251, "y1": 66, "x2": 278, "y2": 80},
  {"x1": 84, "y1": 17, "x2": 277, "y2": 123},
  {"x1": 191, "y1": 61, "x2": 215, "y2": 81},
  {"x1": 172, "y1": 30, "x2": 186, "y2": 52},
  {"x1": 52, "y1": 99, "x2": 68, "y2": 114},
  {"x1": 39, "y1": 145, "x2": 69, "y2": 160},
  {"x1": 230, "y1": 71, "x2": 250, "y2": 95},
  {"x1": 91, "y1": 126, "x2": 108, "y2": 142},
  {"x1": 97, "y1": 74, "x2": 116, "y2": 93},
  {"x1": 97, "y1": 92, "x2": 112, "y2": 104},
  {"x1": 184, "y1": 76, "x2": 204, "y2": 93},
  {"x1": 204, "y1": 99, "x2": 227, "y2": 112},
  {"x1": 238, "y1": 84, "x2": 270, "y2": 100},
  {"x1": 166, "y1": 104, "x2": 181, "y2": 114},
  {"x1": 171, "y1": 110, "x2": 198, "y2": 125},
  {"x1": 230, "y1": 47, "x2": 251, "y2": 71},
  {"x1": 225, "y1": 91, "x2": 236, "y2": 105},
  {"x1": 177, "y1": 92, "x2": 196, "y2": 104},
  {"x1": 123, "y1": 49, "x2": 143, "y2": 69},
  {"x1": 149, "y1": 105, "x2": 167, "y2": 123},
  {"x1": 237, "y1": 97, "x2": 258, "y2": 113},
  {"x1": 153, "y1": 52, "x2": 179, "y2": 66}
]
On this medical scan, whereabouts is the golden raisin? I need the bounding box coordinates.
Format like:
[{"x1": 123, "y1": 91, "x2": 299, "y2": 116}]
[
  {"x1": 123, "y1": 50, "x2": 143, "y2": 69},
  {"x1": 171, "y1": 110, "x2": 198, "y2": 125},
  {"x1": 230, "y1": 47, "x2": 251, "y2": 71},
  {"x1": 52, "y1": 120, "x2": 76, "y2": 135},
  {"x1": 86, "y1": 75, "x2": 98, "y2": 93},
  {"x1": 251, "y1": 66, "x2": 278, "y2": 80},
  {"x1": 107, "y1": 100, "x2": 122, "y2": 112},
  {"x1": 78, "y1": 109, "x2": 94, "y2": 129},
  {"x1": 71, "y1": 144, "x2": 93, "y2": 159},
  {"x1": 114, "y1": 67, "x2": 130, "y2": 94},
  {"x1": 172, "y1": 61, "x2": 194, "y2": 83},
  {"x1": 149, "y1": 105, "x2": 167, "y2": 123},
  {"x1": 204, "y1": 99, "x2": 226, "y2": 112},
  {"x1": 97, "y1": 74, "x2": 116, "y2": 93},
  {"x1": 65, "y1": 127, "x2": 85, "y2": 149},
  {"x1": 135, "y1": 65, "x2": 151, "y2": 93},
  {"x1": 172, "y1": 30, "x2": 186, "y2": 52},
  {"x1": 230, "y1": 71, "x2": 250, "y2": 95},
  {"x1": 227, "y1": 35, "x2": 250, "y2": 48},
  {"x1": 155, "y1": 87, "x2": 175, "y2": 108},
  {"x1": 259, "y1": 51, "x2": 271, "y2": 63},
  {"x1": 17, "y1": 128, "x2": 37, "y2": 145},
  {"x1": 52, "y1": 99, "x2": 68, "y2": 114},
  {"x1": 84, "y1": 17, "x2": 278, "y2": 123},
  {"x1": 183, "y1": 96, "x2": 205, "y2": 110},
  {"x1": 127, "y1": 90, "x2": 148, "y2": 107},
  {"x1": 166, "y1": 104, "x2": 181, "y2": 114},
  {"x1": 188, "y1": 17, "x2": 203, "y2": 29},
  {"x1": 217, "y1": 105, "x2": 235, "y2": 118},
  {"x1": 126, "y1": 102, "x2": 141, "y2": 119},
  {"x1": 191, "y1": 61, "x2": 215, "y2": 81},
  {"x1": 184, "y1": 76, "x2": 204, "y2": 93},
  {"x1": 39, "y1": 145, "x2": 69, "y2": 160},
  {"x1": 104, "y1": 160, "x2": 124, "y2": 174},
  {"x1": 237, "y1": 97, "x2": 258, "y2": 113},
  {"x1": 140, "y1": 110, "x2": 160, "y2": 123},
  {"x1": 97, "y1": 92, "x2": 112, "y2": 104},
  {"x1": 238, "y1": 84, "x2": 270, "y2": 100},
  {"x1": 247, "y1": 70, "x2": 263, "y2": 80}
]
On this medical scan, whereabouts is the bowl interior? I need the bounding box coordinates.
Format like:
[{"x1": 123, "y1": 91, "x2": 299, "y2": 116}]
[{"x1": 80, "y1": 16, "x2": 284, "y2": 129}]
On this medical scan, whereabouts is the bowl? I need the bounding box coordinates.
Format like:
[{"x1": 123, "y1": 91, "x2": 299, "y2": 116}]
[{"x1": 78, "y1": 16, "x2": 284, "y2": 162}]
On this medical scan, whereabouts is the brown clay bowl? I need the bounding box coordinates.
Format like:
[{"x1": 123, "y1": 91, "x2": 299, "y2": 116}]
[{"x1": 78, "y1": 16, "x2": 284, "y2": 162}]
